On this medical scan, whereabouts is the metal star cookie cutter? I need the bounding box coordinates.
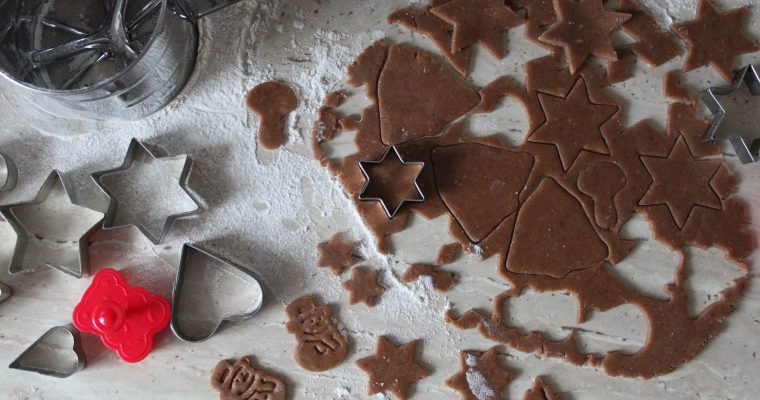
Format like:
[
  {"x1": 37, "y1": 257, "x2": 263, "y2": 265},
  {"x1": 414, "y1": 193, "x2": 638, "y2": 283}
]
[
  {"x1": 0, "y1": 282, "x2": 11, "y2": 303},
  {"x1": 92, "y1": 138, "x2": 204, "y2": 245},
  {"x1": 0, "y1": 170, "x2": 103, "y2": 278},
  {"x1": 171, "y1": 243, "x2": 265, "y2": 343},
  {"x1": 0, "y1": 151, "x2": 18, "y2": 192},
  {"x1": 699, "y1": 64, "x2": 760, "y2": 164},
  {"x1": 9, "y1": 325, "x2": 86, "y2": 378},
  {"x1": 358, "y1": 145, "x2": 425, "y2": 219}
]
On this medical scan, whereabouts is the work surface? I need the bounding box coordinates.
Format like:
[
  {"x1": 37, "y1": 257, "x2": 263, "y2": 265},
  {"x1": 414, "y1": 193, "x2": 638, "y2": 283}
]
[{"x1": 1, "y1": 0, "x2": 760, "y2": 399}]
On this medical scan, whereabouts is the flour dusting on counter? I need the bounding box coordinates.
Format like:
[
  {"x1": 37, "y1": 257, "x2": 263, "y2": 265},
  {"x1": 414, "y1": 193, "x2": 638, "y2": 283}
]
[{"x1": 0, "y1": 0, "x2": 759, "y2": 400}]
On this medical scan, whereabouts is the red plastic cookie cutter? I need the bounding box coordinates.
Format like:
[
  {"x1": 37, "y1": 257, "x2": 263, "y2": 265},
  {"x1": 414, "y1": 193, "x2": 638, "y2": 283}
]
[{"x1": 72, "y1": 268, "x2": 171, "y2": 363}]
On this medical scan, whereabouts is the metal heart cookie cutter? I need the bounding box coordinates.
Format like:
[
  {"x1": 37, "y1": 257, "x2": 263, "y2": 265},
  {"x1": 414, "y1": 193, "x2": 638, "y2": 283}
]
[
  {"x1": 0, "y1": 0, "x2": 243, "y2": 121},
  {"x1": 171, "y1": 243, "x2": 265, "y2": 342},
  {"x1": 700, "y1": 64, "x2": 760, "y2": 164},
  {"x1": 9, "y1": 325, "x2": 87, "y2": 378}
]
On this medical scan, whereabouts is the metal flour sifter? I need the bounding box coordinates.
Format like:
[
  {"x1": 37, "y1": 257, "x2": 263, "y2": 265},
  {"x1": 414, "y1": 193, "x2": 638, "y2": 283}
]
[{"x1": 0, "y1": 0, "x2": 242, "y2": 121}]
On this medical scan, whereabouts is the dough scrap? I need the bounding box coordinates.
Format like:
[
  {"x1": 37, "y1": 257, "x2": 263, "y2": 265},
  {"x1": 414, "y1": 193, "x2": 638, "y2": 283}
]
[
  {"x1": 435, "y1": 242, "x2": 462, "y2": 265},
  {"x1": 402, "y1": 263, "x2": 455, "y2": 291},
  {"x1": 347, "y1": 41, "x2": 388, "y2": 103},
  {"x1": 311, "y1": 91, "x2": 347, "y2": 170},
  {"x1": 389, "y1": 2, "x2": 473, "y2": 76},
  {"x1": 211, "y1": 357, "x2": 286, "y2": 400},
  {"x1": 316, "y1": 233, "x2": 357, "y2": 275},
  {"x1": 246, "y1": 81, "x2": 297, "y2": 150},
  {"x1": 342, "y1": 266, "x2": 385, "y2": 307},
  {"x1": 285, "y1": 296, "x2": 348, "y2": 372},
  {"x1": 522, "y1": 377, "x2": 563, "y2": 400},
  {"x1": 666, "y1": 102, "x2": 721, "y2": 158},
  {"x1": 356, "y1": 337, "x2": 429, "y2": 400},
  {"x1": 444, "y1": 347, "x2": 516, "y2": 400},
  {"x1": 512, "y1": 0, "x2": 557, "y2": 51},
  {"x1": 378, "y1": 43, "x2": 479, "y2": 145},
  {"x1": 663, "y1": 70, "x2": 697, "y2": 106},
  {"x1": 604, "y1": 49, "x2": 636, "y2": 85},
  {"x1": 671, "y1": 0, "x2": 760, "y2": 82}
]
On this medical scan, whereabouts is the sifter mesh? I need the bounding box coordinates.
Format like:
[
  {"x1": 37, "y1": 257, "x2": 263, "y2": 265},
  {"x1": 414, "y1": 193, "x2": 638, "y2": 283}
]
[{"x1": 21, "y1": 0, "x2": 160, "y2": 90}]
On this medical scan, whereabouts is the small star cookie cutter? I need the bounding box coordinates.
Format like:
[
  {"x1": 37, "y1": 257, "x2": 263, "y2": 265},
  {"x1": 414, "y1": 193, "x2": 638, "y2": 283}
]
[
  {"x1": 358, "y1": 145, "x2": 425, "y2": 219},
  {"x1": 0, "y1": 170, "x2": 103, "y2": 278},
  {"x1": 0, "y1": 151, "x2": 18, "y2": 192},
  {"x1": 699, "y1": 64, "x2": 760, "y2": 164},
  {"x1": 170, "y1": 243, "x2": 265, "y2": 343},
  {"x1": 9, "y1": 325, "x2": 86, "y2": 378},
  {"x1": 91, "y1": 138, "x2": 204, "y2": 245}
]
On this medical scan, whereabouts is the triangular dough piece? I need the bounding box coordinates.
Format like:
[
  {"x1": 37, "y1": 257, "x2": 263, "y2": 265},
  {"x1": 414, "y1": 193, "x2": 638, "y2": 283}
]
[
  {"x1": 507, "y1": 178, "x2": 607, "y2": 277},
  {"x1": 432, "y1": 143, "x2": 533, "y2": 242}
]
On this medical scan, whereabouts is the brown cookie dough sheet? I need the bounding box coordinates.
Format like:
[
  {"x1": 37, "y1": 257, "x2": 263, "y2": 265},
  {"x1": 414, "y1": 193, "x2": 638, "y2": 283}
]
[{"x1": 310, "y1": 0, "x2": 756, "y2": 382}]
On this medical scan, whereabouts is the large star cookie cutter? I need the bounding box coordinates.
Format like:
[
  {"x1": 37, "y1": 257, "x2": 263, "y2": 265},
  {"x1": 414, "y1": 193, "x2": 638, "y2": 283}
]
[
  {"x1": 358, "y1": 145, "x2": 425, "y2": 219},
  {"x1": 699, "y1": 64, "x2": 760, "y2": 164},
  {"x1": 92, "y1": 138, "x2": 204, "y2": 245},
  {"x1": 0, "y1": 170, "x2": 104, "y2": 278}
]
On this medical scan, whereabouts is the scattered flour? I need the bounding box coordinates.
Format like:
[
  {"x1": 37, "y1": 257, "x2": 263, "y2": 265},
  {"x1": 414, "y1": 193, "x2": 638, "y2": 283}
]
[
  {"x1": 418, "y1": 275, "x2": 435, "y2": 290},
  {"x1": 1, "y1": 1, "x2": 756, "y2": 400},
  {"x1": 464, "y1": 353, "x2": 496, "y2": 400}
]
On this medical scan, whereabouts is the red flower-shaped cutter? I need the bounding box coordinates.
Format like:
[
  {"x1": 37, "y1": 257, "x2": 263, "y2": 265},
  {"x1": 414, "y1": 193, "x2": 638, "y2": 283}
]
[{"x1": 72, "y1": 268, "x2": 171, "y2": 363}]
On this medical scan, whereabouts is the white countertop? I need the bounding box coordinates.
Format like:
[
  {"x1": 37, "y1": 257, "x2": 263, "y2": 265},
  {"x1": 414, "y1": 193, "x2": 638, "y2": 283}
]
[{"x1": 1, "y1": 0, "x2": 759, "y2": 399}]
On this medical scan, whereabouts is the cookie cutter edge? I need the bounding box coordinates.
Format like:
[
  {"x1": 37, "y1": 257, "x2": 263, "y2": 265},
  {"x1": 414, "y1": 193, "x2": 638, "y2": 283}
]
[
  {"x1": 0, "y1": 170, "x2": 103, "y2": 278},
  {"x1": 91, "y1": 138, "x2": 204, "y2": 245},
  {"x1": 8, "y1": 324, "x2": 86, "y2": 378},
  {"x1": 170, "y1": 243, "x2": 265, "y2": 343},
  {"x1": 358, "y1": 145, "x2": 425, "y2": 219},
  {"x1": 699, "y1": 64, "x2": 760, "y2": 164}
]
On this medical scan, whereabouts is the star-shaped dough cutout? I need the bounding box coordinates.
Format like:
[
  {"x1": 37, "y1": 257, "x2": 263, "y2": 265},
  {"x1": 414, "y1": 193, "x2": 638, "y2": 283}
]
[
  {"x1": 359, "y1": 146, "x2": 425, "y2": 219},
  {"x1": 342, "y1": 266, "x2": 385, "y2": 307},
  {"x1": 430, "y1": 0, "x2": 525, "y2": 59},
  {"x1": 539, "y1": 0, "x2": 631, "y2": 73},
  {"x1": 640, "y1": 136, "x2": 722, "y2": 229},
  {"x1": 445, "y1": 347, "x2": 516, "y2": 400},
  {"x1": 356, "y1": 336, "x2": 429, "y2": 400},
  {"x1": 529, "y1": 79, "x2": 618, "y2": 171},
  {"x1": 316, "y1": 233, "x2": 357, "y2": 275},
  {"x1": 671, "y1": 0, "x2": 760, "y2": 82},
  {"x1": 0, "y1": 170, "x2": 104, "y2": 277},
  {"x1": 92, "y1": 139, "x2": 203, "y2": 245}
]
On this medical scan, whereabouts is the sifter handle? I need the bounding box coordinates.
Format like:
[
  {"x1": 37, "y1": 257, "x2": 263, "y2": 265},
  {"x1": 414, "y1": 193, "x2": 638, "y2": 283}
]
[{"x1": 173, "y1": 0, "x2": 244, "y2": 21}]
